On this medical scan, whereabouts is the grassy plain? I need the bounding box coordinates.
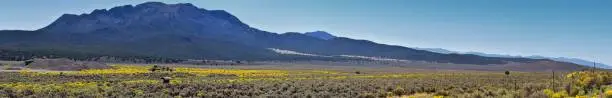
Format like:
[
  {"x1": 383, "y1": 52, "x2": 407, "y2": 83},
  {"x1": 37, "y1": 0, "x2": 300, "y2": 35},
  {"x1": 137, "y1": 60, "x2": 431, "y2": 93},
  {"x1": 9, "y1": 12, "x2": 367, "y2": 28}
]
[{"x1": 0, "y1": 63, "x2": 610, "y2": 98}]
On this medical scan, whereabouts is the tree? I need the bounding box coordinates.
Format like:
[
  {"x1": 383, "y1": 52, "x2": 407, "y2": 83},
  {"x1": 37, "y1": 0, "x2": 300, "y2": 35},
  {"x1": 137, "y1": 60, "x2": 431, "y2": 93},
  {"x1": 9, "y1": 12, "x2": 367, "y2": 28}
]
[
  {"x1": 150, "y1": 65, "x2": 159, "y2": 72},
  {"x1": 24, "y1": 60, "x2": 34, "y2": 66},
  {"x1": 505, "y1": 70, "x2": 510, "y2": 76},
  {"x1": 505, "y1": 70, "x2": 510, "y2": 88}
]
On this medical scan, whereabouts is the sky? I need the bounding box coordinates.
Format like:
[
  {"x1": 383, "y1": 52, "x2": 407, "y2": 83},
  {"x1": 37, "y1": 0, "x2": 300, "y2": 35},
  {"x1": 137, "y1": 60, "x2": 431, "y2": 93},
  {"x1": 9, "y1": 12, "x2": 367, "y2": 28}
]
[{"x1": 0, "y1": 0, "x2": 611, "y2": 65}]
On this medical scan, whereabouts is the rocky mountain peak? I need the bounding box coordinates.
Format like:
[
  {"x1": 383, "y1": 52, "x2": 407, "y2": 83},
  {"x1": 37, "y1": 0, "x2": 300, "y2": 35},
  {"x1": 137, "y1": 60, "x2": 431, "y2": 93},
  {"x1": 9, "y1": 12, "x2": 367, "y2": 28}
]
[
  {"x1": 39, "y1": 2, "x2": 248, "y2": 33},
  {"x1": 138, "y1": 2, "x2": 168, "y2": 7}
]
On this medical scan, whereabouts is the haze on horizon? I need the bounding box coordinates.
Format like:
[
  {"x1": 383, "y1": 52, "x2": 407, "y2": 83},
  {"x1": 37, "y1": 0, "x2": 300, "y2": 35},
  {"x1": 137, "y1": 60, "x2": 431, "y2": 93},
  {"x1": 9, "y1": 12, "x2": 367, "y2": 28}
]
[{"x1": 0, "y1": 0, "x2": 610, "y2": 65}]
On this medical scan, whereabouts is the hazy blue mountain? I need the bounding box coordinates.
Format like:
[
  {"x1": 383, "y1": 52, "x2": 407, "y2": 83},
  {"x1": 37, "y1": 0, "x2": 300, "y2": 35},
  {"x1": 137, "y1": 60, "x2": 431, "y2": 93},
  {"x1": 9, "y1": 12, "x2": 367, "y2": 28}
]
[
  {"x1": 304, "y1": 31, "x2": 337, "y2": 40},
  {"x1": 467, "y1": 52, "x2": 611, "y2": 69},
  {"x1": 416, "y1": 48, "x2": 611, "y2": 69},
  {"x1": 413, "y1": 48, "x2": 457, "y2": 54},
  {"x1": 0, "y1": 2, "x2": 586, "y2": 69},
  {"x1": 530, "y1": 56, "x2": 611, "y2": 69}
]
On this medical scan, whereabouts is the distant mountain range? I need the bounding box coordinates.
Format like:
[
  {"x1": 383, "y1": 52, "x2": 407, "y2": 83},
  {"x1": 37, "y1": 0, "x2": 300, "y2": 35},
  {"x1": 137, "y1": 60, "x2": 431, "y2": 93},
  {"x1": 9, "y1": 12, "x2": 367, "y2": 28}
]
[
  {"x1": 415, "y1": 48, "x2": 611, "y2": 69},
  {"x1": 304, "y1": 31, "x2": 337, "y2": 40},
  {"x1": 0, "y1": 2, "x2": 586, "y2": 71}
]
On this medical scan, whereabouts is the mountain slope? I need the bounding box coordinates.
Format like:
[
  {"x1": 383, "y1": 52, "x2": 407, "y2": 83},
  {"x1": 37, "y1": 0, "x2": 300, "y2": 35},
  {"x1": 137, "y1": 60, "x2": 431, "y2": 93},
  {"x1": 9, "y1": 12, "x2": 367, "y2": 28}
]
[
  {"x1": 416, "y1": 48, "x2": 610, "y2": 69},
  {"x1": 304, "y1": 31, "x2": 336, "y2": 40},
  {"x1": 0, "y1": 2, "x2": 586, "y2": 70}
]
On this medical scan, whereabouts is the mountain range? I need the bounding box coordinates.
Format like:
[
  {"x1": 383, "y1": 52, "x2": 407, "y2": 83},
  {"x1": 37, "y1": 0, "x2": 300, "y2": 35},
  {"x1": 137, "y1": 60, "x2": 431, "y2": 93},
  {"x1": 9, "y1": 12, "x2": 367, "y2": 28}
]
[
  {"x1": 304, "y1": 31, "x2": 337, "y2": 40},
  {"x1": 0, "y1": 2, "x2": 587, "y2": 71},
  {"x1": 415, "y1": 48, "x2": 611, "y2": 69}
]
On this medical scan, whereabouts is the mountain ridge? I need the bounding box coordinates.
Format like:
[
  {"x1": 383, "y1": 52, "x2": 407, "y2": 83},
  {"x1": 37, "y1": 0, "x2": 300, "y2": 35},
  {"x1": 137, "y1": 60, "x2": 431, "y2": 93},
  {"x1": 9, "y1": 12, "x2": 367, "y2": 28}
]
[
  {"x1": 304, "y1": 31, "x2": 337, "y2": 40},
  {"x1": 0, "y1": 2, "x2": 587, "y2": 71},
  {"x1": 415, "y1": 47, "x2": 610, "y2": 69}
]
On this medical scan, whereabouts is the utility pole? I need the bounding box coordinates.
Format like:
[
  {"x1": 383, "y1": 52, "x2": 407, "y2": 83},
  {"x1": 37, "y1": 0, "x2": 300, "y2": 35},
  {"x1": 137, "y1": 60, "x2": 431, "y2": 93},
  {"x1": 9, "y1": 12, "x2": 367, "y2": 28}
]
[
  {"x1": 552, "y1": 70, "x2": 555, "y2": 91},
  {"x1": 592, "y1": 57, "x2": 596, "y2": 73},
  {"x1": 592, "y1": 60, "x2": 596, "y2": 73}
]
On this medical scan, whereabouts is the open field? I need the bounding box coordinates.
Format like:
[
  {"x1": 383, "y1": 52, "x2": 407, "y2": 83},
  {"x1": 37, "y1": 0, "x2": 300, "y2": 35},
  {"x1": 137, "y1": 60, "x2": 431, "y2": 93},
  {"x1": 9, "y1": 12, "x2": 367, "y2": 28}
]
[
  {"x1": 0, "y1": 61, "x2": 21, "y2": 66},
  {"x1": 0, "y1": 63, "x2": 610, "y2": 98}
]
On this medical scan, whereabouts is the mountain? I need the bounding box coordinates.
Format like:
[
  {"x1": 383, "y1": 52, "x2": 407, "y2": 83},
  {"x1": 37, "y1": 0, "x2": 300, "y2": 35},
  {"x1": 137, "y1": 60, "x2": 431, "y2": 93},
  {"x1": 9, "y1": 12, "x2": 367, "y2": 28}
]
[
  {"x1": 530, "y1": 56, "x2": 611, "y2": 69},
  {"x1": 416, "y1": 48, "x2": 611, "y2": 69},
  {"x1": 0, "y1": 2, "x2": 586, "y2": 71},
  {"x1": 413, "y1": 48, "x2": 457, "y2": 54},
  {"x1": 304, "y1": 31, "x2": 337, "y2": 40}
]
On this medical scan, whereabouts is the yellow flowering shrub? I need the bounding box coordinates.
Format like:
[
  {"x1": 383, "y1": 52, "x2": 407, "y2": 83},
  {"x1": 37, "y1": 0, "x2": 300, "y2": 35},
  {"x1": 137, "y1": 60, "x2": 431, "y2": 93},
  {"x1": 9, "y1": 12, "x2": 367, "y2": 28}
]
[
  {"x1": 0, "y1": 82, "x2": 44, "y2": 94},
  {"x1": 0, "y1": 81, "x2": 101, "y2": 97},
  {"x1": 566, "y1": 71, "x2": 611, "y2": 88},
  {"x1": 19, "y1": 69, "x2": 31, "y2": 75},
  {"x1": 175, "y1": 68, "x2": 288, "y2": 77},
  {"x1": 121, "y1": 80, "x2": 159, "y2": 85},
  {"x1": 544, "y1": 89, "x2": 568, "y2": 98},
  {"x1": 605, "y1": 90, "x2": 612, "y2": 98},
  {"x1": 78, "y1": 65, "x2": 150, "y2": 75},
  {"x1": 64, "y1": 82, "x2": 97, "y2": 88},
  {"x1": 574, "y1": 96, "x2": 588, "y2": 98},
  {"x1": 170, "y1": 79, "x2": 182, "y2": 85}
]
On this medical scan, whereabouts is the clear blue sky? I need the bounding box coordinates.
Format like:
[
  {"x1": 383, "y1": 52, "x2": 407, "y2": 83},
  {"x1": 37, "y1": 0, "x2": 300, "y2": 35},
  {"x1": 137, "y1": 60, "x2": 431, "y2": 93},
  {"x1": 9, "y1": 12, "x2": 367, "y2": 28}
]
[{"x1": 1, "y1": 0, "x2": 611, "y2": 65}]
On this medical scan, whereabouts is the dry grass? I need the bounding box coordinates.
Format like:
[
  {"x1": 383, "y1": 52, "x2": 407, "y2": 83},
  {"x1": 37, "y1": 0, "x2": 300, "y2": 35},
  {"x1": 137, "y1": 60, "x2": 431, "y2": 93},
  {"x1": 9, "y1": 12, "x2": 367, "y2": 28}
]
[{"x1": 0, "y1": 63, "x2": 607, "y2": 97}]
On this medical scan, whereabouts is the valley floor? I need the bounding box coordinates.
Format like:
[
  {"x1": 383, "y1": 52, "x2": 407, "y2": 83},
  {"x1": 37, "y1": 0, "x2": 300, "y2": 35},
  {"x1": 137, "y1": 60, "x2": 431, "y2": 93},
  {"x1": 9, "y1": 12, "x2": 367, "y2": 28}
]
[{"x1": 0, "y1": 63, "x2": 610, "y2": 97}]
